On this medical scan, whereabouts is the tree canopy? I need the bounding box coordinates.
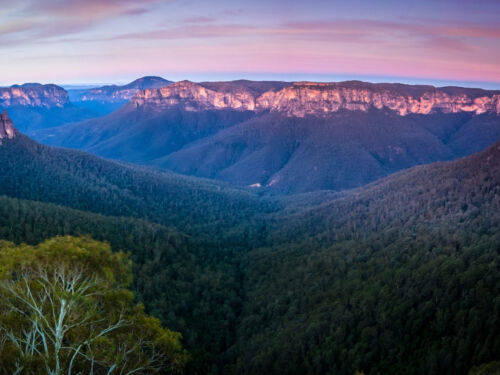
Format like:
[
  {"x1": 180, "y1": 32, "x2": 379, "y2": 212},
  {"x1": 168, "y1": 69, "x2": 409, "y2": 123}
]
[{"x1": 0, "y1": 236, "x2": 189, "y2": 375}]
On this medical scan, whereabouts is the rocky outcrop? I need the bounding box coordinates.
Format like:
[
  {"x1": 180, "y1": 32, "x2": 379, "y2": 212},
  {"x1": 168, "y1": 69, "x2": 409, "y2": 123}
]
[
  {"x1": 75, "y1": 76, "x2": 172, "y2": 103},
  {"x1": 0, "y1": 110, "x2": 16, "y2": 142},
  {"x1": 130, "y1": 80, "x2": 500, "y2": 117},
  {"x1": 257, "y1": 82, "x2": 500, "y2": 116},
  {"x1": 131, "y1": 80, "x2": 258, "y2": 111},
  {"x1": 0, "y1": 83, "x2": 69, "y2": 108}
]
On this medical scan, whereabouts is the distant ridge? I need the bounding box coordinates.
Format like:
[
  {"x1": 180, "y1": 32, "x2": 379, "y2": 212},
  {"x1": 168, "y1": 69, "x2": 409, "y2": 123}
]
[
  {"x1": 130, "y1": 80, "x2": 500, "y2": 117},
  {"x1": 69, "y1": 76, "x2": 173, "y2": 103},
  {"x1": 33, "y1": 79, "x2": 500, "y2": 193},
  {"x1": 0, "y1": 83, "x2": 70, "y2": 108},
  {"x1": 67, "y1": 76, "x2": 174, "y2": 116},
  {"x1": 0, "y1": 83, "x2": 94, "y2": 132}
]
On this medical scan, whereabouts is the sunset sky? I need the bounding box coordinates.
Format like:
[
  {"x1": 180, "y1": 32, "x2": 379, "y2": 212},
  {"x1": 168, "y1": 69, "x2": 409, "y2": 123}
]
[{"x1": 1, "y1": 0, "x2": 499, "y2": 88}]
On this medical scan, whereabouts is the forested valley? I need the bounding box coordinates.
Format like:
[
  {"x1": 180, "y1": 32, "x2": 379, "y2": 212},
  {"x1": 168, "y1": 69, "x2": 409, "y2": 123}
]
[{"x1": 0, "y1": 134, "x2": 499, "y2": 374}]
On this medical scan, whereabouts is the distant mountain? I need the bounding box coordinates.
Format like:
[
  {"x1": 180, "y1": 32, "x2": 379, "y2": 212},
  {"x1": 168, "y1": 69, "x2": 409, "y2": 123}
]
[
  {"x1": 0, "y1": 77, "x2": 175, "y2": 132},
  {"x1": 0, "y1": 83, "x2": 96, "y2": 132},
  {"x1": 128, "y1": 80, "x2": 500, "y2": 116},
  {"x1": 34, "y1": 80, "x2": 500, "y2": 193},
  {"x1": 0, "y1": 83, "x2": 69, "y2": 107},
  {"x1": 67, "y1": 76, "x2": 173, "y2": 115}
]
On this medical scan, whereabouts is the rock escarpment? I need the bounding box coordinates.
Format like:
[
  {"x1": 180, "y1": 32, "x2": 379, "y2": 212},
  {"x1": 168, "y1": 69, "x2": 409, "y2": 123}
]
[
  {"x1": 0, "y1": 83, "x2": 69, "y2": 108},
  {"x1": 256, "y1": 82, "x2": 500, "y2": 116},
  {"x1": 131, "y1": 80, "x2": 258, "y2": 111},
  {"x1": 0, "y1": 110, "x2": 16, "y2": 142},
  {"x1": 130, "y1": 80, "x2": 500, "y2": 117}
]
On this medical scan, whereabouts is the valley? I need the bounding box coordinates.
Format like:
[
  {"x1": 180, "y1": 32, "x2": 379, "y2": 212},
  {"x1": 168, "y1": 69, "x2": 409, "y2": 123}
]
[
  {"x1": 21, "y1": 79, "x2": 500, "y2": 193},
  {"x1": 0, "y1": 104, "x2": 499, "y2": 374},
  {"x1": 2, "y1": 1, "x2": 499, "y2": 373}
]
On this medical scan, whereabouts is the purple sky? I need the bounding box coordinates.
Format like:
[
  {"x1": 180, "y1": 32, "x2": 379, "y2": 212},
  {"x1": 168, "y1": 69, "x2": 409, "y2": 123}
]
[{"x1": 1, "y1": 0, "x2": 499, "y2": 88}]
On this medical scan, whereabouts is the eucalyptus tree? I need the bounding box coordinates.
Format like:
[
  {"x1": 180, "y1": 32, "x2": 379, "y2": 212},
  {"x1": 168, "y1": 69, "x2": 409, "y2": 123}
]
[{"x1": 0, "y1": 236, "x2": 189, "y2": 375}]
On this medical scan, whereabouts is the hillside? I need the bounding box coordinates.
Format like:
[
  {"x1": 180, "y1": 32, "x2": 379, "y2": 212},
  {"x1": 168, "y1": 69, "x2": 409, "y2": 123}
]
[
  {"x1": 0, "y1": 114, "x2": 499, "y2": 374},
  {"x1": 0, "y1": 115, "x2": 278, "y2": 238},
  {"x1": 34, "y1": 106, "x2": 258, "y2": 163},
  {"x1": 0, "y1": 117, "x2": 277, "y2": 371},
  {"x1": 230, "y1": 141, "x2": 500, "y2": 374},
  {"x1": 33, "y1": 80, "x2": 500, "y2": 193},
  {"x1": 157, "y1": 110, "x2": 497, "y2": 192},
  {"x1": 0, "y1": 195, "x2": 244, "y2": 372}
]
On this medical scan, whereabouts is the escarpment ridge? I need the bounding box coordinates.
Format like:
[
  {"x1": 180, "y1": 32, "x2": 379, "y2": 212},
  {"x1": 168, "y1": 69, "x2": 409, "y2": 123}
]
[
  {"x1": 0, "y1": 83, "x2": 70, "y2": 108},
  {"x1": 130, "y1": 80, "x2": 500, "y2": 117}
]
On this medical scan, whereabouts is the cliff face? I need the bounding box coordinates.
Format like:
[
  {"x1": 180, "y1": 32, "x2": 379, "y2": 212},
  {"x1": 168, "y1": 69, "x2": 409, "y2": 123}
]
[
  {"x1": 130, "y1": 80, "x2": 500, "y2": 117},
  {"x1": 131, "y1": 80, "x2": 258, "y2": 111},
  {"x1": 256, "y1": 82, "x2": 500, "y2": 116},
  {"x1": 0, "y1": 110, "x2": 16, "y2": 141},
  {"x1": 0, "y1": 84, "x2": 69, "y2": 108}
]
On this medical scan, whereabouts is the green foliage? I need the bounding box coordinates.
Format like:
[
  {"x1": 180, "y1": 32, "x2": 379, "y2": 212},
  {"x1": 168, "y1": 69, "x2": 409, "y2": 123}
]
[
  {"x1": 0, "y1": 236, "x2": 189, "y2": 374},
  {"x1": 468, "y1": 361, "x2": 500, "y2": 375},
  {"x1": 0, "y1": 195, "x2": 242, "y2": 373},
  {"x1": 227, "y1": 142, "x2": 500, "y2": 375},
  {"x1": 0, "y1": 134, "x2": 279, "y2": 239},
  {"x1": 1, "y1": 136, "x2": 500, "y2": 374}
]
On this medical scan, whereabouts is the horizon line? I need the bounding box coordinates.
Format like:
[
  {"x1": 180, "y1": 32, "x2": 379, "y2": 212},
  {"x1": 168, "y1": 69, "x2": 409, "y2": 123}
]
[{"x1": 1, "y1": 74, "x2": 500, "y2": 91}]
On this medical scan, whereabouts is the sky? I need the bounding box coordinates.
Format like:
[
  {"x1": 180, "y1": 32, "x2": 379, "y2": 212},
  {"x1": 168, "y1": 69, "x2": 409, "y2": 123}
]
[{"x1": 1, "y1": 0, "x2": 500, "y2": 88}]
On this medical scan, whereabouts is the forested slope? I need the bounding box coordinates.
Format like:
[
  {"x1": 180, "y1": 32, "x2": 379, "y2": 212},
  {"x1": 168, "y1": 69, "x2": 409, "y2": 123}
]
[
  {"x1": 0, "y1": 131, "x2": 499, "y2": 374},
  {"x1": 230, "y1": 142, "x2": 500, "y2": 374},
  {"x1": 0, "y1": 134, "x2": 278, "y2": 239},
  {"x1": 32, "y1": 80, "x2": 500, "y2": 194},
  {"x1": 0, "y1": 195, "x2": 246, "y2": 372}
]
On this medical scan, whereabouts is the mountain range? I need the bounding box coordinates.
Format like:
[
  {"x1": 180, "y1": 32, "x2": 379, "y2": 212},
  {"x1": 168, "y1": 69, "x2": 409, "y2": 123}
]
[
  {"x1": 0, "y1": 76, "x2": 173, "y2": 132},
  {"x1": 33, "y1": 79, "x2": 500, "y2": 193},
  {"x1": 0, "y1": 111, "x2": 498, "y2": 374},
  {"x1": 2, "y1": 78, "x2": 499, "y2": 372},
  {"x1": 0, "y1": 83, "x2": 93, "y2": 132},
  {"x1": 67, "y1": 76, "x2": 173, "y2": 115}
]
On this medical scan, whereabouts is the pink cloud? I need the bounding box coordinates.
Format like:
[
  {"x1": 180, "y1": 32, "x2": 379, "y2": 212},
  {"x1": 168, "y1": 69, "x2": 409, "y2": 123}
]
[
  {"x1": 105, "y1": 18, "x2": 487, "y2": 54},
  {"x1": 26, "y1": 0, "x2": 162, "y2": 18},
  {"x1": 184, "y1": 16, "x2": 216, "y2": 24},
  {"x1": 280, "y1": 19, "x2": 498, "y2": 49},
  {"x1": 0, "y1": 0, "x2": 164, "y2": 46},
  {"x1": 1, "y1": 1, "x2": 498, "y2": 85},
  {"x1": 112, "y1": 24, "x2": 264, "y2": 40}
]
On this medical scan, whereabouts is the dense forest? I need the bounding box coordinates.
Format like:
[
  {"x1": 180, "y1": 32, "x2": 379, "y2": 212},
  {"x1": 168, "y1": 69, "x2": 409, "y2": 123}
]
[
  {"x1": 0, "y1": 134, "x2": 278, "y2": 241},
  {"x1": 0, "y1": 134, "x2": 499, "y2": 374},
  {"x1": 0, "y1": 195, "x2": 245, "y2": 372},
  {"x1": 234, "y1": 149, "x2": 500, "y2": 373}
]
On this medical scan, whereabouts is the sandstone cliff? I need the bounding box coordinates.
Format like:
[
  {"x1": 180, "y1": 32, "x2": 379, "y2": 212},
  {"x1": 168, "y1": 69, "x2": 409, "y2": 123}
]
[
  {"x1": 131, "y1": 80, "x2": 258, "y2": 111},
  {"x1": 0, "y1": 110, "x2": 16, "y2": 141},
  {"x1": 130, "y1": 80, "x2": 500, "y2": 117},
  {"x1": 0, "y1": 83, "x2": 69, "y2": 108}
]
